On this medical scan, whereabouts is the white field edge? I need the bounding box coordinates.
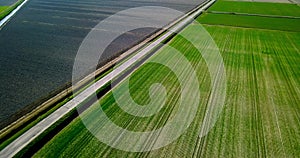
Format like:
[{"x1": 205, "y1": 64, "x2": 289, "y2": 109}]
[
  {"x1": 0, "y1": 0, "x2": 216, "y2": 157},
  {"x1": 0, "y1": 0, "x2": 29, "y2": 29}
]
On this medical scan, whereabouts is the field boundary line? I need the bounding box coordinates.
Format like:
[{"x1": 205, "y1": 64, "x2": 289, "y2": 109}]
[{"x1": 201, "y1": 23, "x2": 300, "y2": 33}]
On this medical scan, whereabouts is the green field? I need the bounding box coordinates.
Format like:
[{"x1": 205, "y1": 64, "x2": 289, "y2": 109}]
[
  {"x1": 198, "y1": 13, "x2": 300, "y2": 32},
  {"x1": 31, "y1": 2, "x2": 300, "y2": 157},
  {"x1": 1, "y1": 0, "x2": 294, "y2": 157},
  {"x1": 208, "y1": 1, "x2": 300, "y2": 17},
  {"x1": 198, "y1": 0, "x2": 300, "y2": 32},
  {"x1": 0, "y1": 6, "x2": 8, "y2": 13}
]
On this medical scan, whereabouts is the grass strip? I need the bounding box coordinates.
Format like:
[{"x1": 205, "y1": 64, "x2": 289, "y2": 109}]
[
  {"x1": 0, "y1": 6, "x2": 9, "y2": 13},
  {"x1": 0, "y1": 0, "x2": 25, "y2": 20},
  {"x1": 208, "y1": 1, "x2": 300, "y2": 17},
  {"x1": 198, "y1": 13, "x2": 300, "y2": 32}
]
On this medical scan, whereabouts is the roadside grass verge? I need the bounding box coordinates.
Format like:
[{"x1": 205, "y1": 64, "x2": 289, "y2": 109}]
[
  {"x1": 197, "y1": 13, "x2": 300, "y2": 32},
  {"x1": 208, "y1": 1, "x2": 300, "y2": 17},
  {"x1": 33, "y1": 23, "x2": 300, "y2": 157},
  {"x1": 0, "y1": 6, "x2": 8, "y2": 13},
  {"x1": 0, "y1": 0, "x2": 25, "y2": 20}
]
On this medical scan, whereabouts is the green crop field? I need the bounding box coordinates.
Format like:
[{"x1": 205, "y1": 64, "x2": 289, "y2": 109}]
[
  {"x1": 198, "y1": 1, "x2": 300, "y2": 32},
  {"x1": 32, "y1": 4, "x2": 300, "y2": 157},
  {"x1": 0, "y1": 6, "x2": 8, "y2": 13},
  {"x1": 198, "y1": 13, "x2": 300, "y2": 32},
  {"x1": 208, "y1": 1, "x2": 300, "y2": 17},
  {"x1": 12, "y1": 1, "x2": 299, "y2": 157}
]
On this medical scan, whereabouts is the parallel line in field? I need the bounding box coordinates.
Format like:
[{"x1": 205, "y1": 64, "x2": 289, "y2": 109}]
[
  {"x1": 33, "y1": 0, "x2": 114, "y2": 6},
  {"x1": 237, "y1": 50, "x2": 245, "y2": 157},
  {"x1": 202, "y1": 24, "x2": 300, "y2": 33},
  {"x1": 21, "y1": 20, "x2": 90, "y2": 30},
  {"x1": 272, "y1": 51, "x2": 300, "y2": 122},
  {"x1": 207, "y1": 11, "x2": 300, "y2": 19},
  {"x1": 50, "y1": 16, "x2": 99, "y2": 22},
  {"x1": 114, "y1": 63, "x2": 179, "y2": 153},
  {"x1": 141, "y1": 52, "x2": 193, "y2": 152},
  {"x1": 219, "y1": 28, "x2": 234, "y2": 157},
  {"x1": 191, "y1": 28, "x2": 230, "y2": 156},
  {"x1": 99, "y1": 51, "x2": 185, "y2": 156},
  {"x1": 262, "y1": 56, "x2": 286, "y2": 156},
  {"x1": 251, "y1": 52, "x2": 267, "y2": 157},
  {"x1": 33, "y1": 1, "x2": 126, "y2": 9},
  {"x1": 273, "y1": 52, "x2": 300, "y2": 129},
  {"x1": 21, "y1": 20, "x2": 116, "y2": 32},
  {"x1": 30, "y1": 4, "x2": 117, "y2": 15},
  {"x1": 28, "y1": 8, "x2": 109, "y2": 17}
]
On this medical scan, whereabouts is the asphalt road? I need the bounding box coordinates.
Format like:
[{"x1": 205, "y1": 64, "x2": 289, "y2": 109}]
[{"x1": 0, "y1": 0, "x2": 215, "y2": 157}]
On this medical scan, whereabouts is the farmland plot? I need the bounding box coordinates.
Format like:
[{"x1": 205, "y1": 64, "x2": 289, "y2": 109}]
[
  {"x1": 0, "y1": 6, "x2": 8, "y2": 13},
  {"x1": 16, "y1": 1, "x2": 299, "y2": 157},
  {"x1": 208, "y1": 1, "x2": 300, "y2": 17},
  {"x1": 198, "y1": 13, "x2": 300, "y2": 32},
  {"x1": 32, "y1": 21, "x2": 300, "y2": 157},
  {"x1": 197, "y1": 25, "x2": 300, "y2": 157},
  {"x1": 198, "y1": 1, "x2": 300, "y2": 32}
]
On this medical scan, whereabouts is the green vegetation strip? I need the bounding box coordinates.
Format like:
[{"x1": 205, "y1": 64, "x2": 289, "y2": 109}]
[
  {"x1": 208, "y1": 1, "x2": 300, "y2": 17},
  {"x1": 0, "y1": 0, "x2": 25, "y2": 20},
  {"x1": 0, "y1": 6, "x2": 9, "y2": 13},
  {"x1": 198, "y1": 13, "x2": 300, "y2": 32},
  {"x1": 198, "y1": 1, "x2": 300, "y2": 32},
  {"x1": 33, "y1": 23, "x2": 300, "y2": 157}
]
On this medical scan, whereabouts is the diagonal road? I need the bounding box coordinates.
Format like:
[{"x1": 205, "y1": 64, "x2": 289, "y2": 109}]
[
  {"x1": 0, "y1": 0, "x2": 215, "y2": 157},
  {"x1": 0, "y1": 0, "x2": 29, "y2": 28}
]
